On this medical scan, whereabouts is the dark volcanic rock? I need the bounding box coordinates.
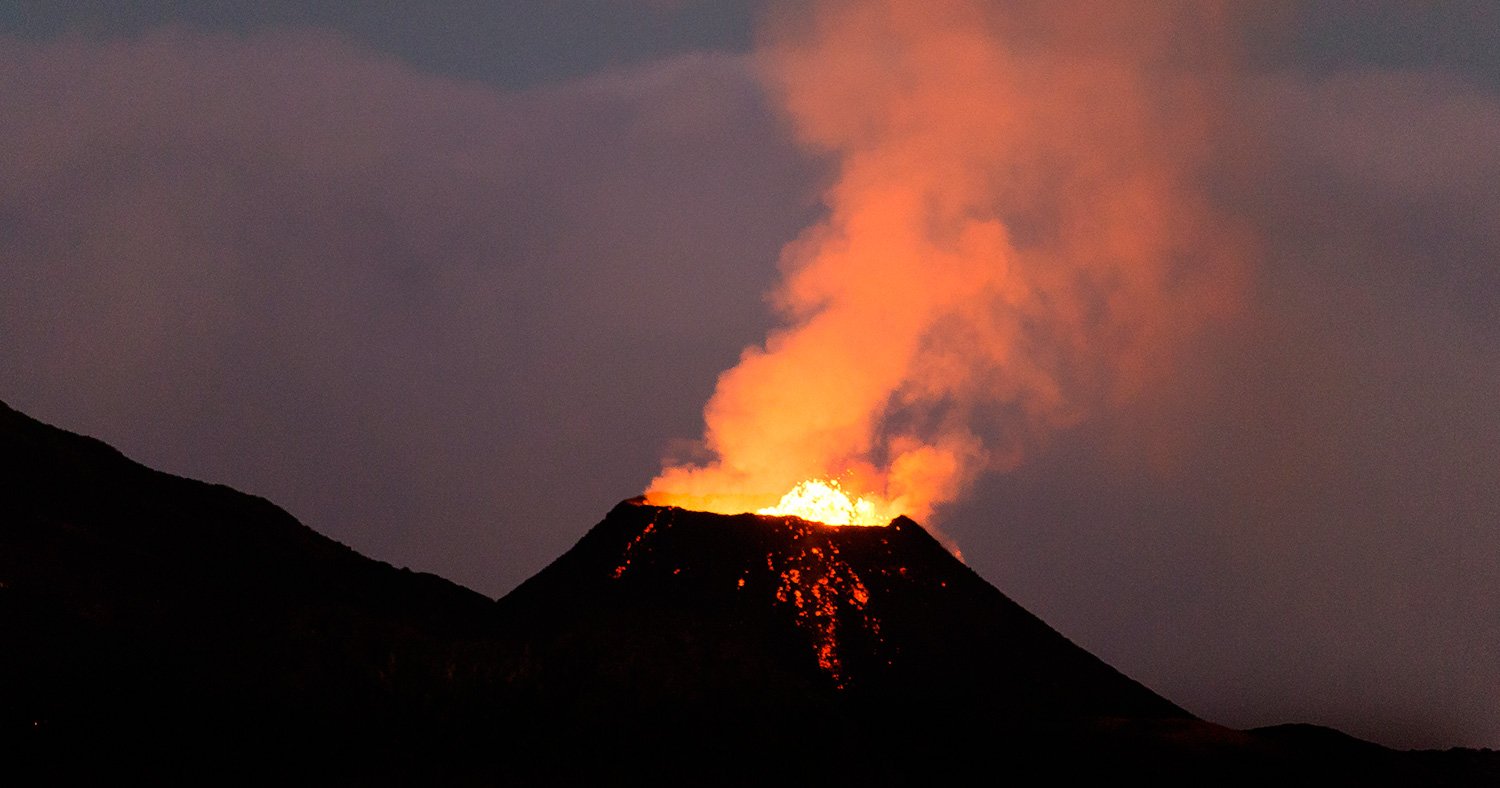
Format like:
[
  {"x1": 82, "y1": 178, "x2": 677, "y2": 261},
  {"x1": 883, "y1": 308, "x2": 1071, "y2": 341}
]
[
  {"x1": 0, "y1": 400, "x2": 505, "y2": 780},
  {"x1": 3, "y1": 400, "x2": 1495, "y2": 785},
  {"x1": 494, "y1": 498, "x2": 1188, "y2": 715},
  {"x1": 485, "y1": 499, "x2": 1196, "y2": 782}
]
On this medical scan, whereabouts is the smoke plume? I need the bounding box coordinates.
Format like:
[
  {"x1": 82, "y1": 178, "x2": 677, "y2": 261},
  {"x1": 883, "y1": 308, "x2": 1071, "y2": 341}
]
[{"x1": 649, "y1": 0, "x2": 1248, "y2": 523}]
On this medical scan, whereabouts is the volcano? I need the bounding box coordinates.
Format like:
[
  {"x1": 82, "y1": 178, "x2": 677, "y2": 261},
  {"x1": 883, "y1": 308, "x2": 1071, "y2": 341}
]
[
  {"x1": 485, "y1": 499, "x2": 1216, "y2": 782},
  {"x1": 494, "y1": 499, "x2": 1185, "y2": 717},
  {"x1": 3, "y1": 400, "x2": 1495, "y2": 784}
]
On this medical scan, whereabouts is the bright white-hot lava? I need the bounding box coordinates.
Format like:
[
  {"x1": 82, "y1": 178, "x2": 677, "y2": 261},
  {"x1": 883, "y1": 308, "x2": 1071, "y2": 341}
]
[{"x1": 756, "y1": 479, "x2": 893, "y2": 526}]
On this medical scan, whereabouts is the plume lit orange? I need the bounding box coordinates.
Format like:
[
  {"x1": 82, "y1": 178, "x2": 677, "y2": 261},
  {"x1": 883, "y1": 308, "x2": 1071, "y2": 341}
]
[{"x1": 649, "y1": 0, "x2": 1246, "y2": 528}]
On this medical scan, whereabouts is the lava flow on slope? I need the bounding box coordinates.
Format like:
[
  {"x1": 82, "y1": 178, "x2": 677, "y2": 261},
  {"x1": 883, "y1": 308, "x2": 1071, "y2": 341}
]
[{"x1": 491, "y1": 498, "x2": 1187, "y2": 722}]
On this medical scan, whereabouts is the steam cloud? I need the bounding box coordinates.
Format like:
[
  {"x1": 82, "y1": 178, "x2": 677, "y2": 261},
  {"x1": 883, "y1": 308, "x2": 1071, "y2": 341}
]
[{"x1": 650, "y1": 1, "x2": 1247, "y2": 523}]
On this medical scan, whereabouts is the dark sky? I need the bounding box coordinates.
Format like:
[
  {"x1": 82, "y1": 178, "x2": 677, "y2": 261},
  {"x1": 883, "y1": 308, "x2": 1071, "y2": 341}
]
[{"x1": 2, "y1": 1, "x2": 1496, "y2": 750}]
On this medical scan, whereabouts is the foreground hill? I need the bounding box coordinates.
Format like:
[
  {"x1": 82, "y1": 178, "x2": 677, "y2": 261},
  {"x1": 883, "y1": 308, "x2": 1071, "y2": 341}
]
[
  {"x1": 1, "y1": 400, "x2": 509, "y2": 779},
  {"x1": 2, "y1": 400, "x2": 1494, "y2": 784}
]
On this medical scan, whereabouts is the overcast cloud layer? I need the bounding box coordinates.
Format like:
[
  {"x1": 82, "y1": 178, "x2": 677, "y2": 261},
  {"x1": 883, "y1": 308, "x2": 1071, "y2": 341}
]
[{"x1": 2, "y1": 4, "x2": 1497, "y2": 749}]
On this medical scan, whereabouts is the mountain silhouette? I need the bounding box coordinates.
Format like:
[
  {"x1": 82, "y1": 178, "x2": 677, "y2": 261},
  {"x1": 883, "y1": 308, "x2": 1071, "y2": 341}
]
[{"x1": 2, "y1": 400, "x2": 1494, "y2": 784}]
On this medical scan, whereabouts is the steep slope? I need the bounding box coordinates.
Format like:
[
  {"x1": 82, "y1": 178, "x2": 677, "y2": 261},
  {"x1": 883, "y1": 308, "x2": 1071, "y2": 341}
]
[
  {"x1": 493, "y1": 498, "x2": 1190, "y2": 715},
  {"x1": 0, "y1": 400, "x2": 503, "y2": 778},
  {"x1": 483, "y1": 499, "x2": 1200, "y2": 782},
  {"x1": 483, "y1": 501, "x2": 1500, "y2": 785}
]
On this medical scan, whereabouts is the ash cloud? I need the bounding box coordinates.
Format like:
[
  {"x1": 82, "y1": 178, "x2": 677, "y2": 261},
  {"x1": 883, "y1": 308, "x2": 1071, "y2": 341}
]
[{"x1": 650, "y1": 1, "x2": 1251, "y2": 523}]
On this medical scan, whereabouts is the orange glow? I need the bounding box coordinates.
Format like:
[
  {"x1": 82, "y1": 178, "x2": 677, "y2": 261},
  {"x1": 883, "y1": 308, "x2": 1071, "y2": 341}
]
[
  {"x1": 756, "y1": 479, "x2": 892, "y2": 526},
  {"x1": 610, "y1": 508, "x2": 883, "y2": 687},
  {"x1": 646, "y1": 1, "x2": 1246, "y2": 529},
  {"x1": 765, "y1": 521, "x2": 881, "y2": 688}
]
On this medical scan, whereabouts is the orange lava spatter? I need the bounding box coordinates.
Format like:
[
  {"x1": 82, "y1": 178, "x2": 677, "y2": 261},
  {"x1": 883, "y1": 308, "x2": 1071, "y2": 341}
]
[
  {"x1": 765, "y1": 521, "x2": 882, "y2": 688},
  {"x1": 609, "y1": 508, "x2": 883, "y2": 689}
]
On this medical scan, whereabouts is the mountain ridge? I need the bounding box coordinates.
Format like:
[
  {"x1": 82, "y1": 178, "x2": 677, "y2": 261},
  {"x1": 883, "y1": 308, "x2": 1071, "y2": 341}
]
[{"x1": 3, "y1": 399, "x2": 1495, "y2": 785}]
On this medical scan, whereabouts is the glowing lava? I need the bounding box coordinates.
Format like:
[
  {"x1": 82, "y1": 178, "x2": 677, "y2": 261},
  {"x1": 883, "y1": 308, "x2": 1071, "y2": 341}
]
[
  {"x1": 609, "y1": 504, "x2": 886, "y2": 689},
  {"x1": 767, "y1": 531, "x2": 879, "y2": 688},
  {"x1": 756, "y1": 479, "x2": 892, "y2": 526}
]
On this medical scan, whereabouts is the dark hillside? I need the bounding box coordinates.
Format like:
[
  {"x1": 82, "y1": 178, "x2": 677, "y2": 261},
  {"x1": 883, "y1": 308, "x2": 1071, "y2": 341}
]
[{"x1": 3, "y1": 401, "x2": 1494, "y2": 784}]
